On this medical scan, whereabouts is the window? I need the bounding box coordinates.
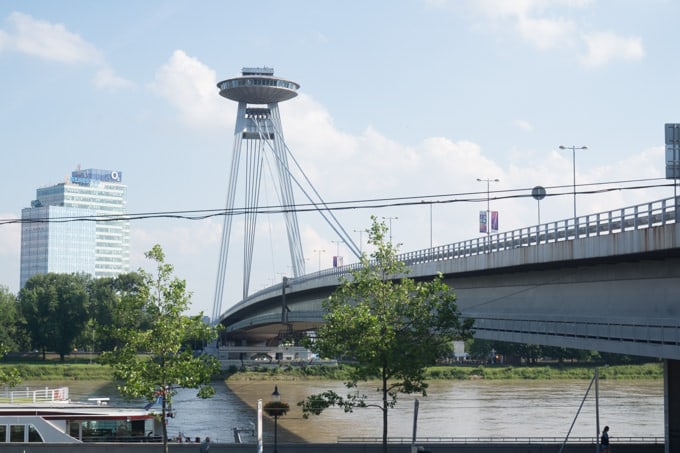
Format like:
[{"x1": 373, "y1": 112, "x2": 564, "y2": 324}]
[
  {"x1": 28, "y1": 425, "x2": 43, "y2": 442},
  {"x1": 10, "y1": 425, "x2": 24, "y2": 442},
  {"x1": 0, "y1": 425, "x2": 6, "y2": 442}
]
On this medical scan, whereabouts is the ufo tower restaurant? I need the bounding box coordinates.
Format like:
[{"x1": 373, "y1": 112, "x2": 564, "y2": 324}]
[{"x1": 212, "y1": 67, "x2": 304, "y2": 321}]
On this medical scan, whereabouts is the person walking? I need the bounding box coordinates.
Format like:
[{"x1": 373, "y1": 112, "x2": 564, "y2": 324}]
[
  {"x1": 199, "y1": 436, "x2": 211, "y2": 453},
  {"x1": 600, "y1": 426, "x2": 610, "y2": 452}
]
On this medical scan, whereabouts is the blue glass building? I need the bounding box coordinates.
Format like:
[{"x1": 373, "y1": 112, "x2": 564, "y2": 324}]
[{"x1": 20, "y1": 168, "x2": 129, "y2": 287}]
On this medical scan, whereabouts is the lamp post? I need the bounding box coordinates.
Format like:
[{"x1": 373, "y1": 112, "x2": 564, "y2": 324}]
[
  {"x1": 477, "y1": 178, "x2": 499, "y2": 251},
  {"x1": 429, "y1": 203, "x2": 433, "y2": 248},
  {"x1": 381, "y1": 216, "x2": 398, "y2": 243},
  {"x1": 559, "y1": 145, "x2": 588, "y2": 220},
  {"x1": 312, "y1": 249, "x2": 325, "y2": 271},
  {"x1": 331, "y1": 240, "x2": 342, "y2": 267},
  {"x1": 352, "y1": 229, "x2": 363, "y2": 254},
  {"x1": 263, "y1": 385, "x2": 289, "y2": 453},
  {"x1": 422, "y1": 201, "x2": 433, "y2": 248}
]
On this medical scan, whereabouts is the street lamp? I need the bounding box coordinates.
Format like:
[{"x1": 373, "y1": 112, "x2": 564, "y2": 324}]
[
  {"x1": 559, "y1": 145, "x2": 588, "y2": 220},
  {"x1": 331, "y1": 240, "x2": 343, "y2": 267},
  {"x1": 476, "y1": 178, "x2": 499, "y2": 251},
  {"x1": 381, "y1": 216, "x2": 398, "y2": 243},
  {"x1": 352, "y1": 229, "x2": 364, "y2": 254},
  {"x1": 312, "y1": 249, "x2": 325, "y2": 271},
  {"x1": 263, "y1": 385, "x2": 289, "y2": 453}
]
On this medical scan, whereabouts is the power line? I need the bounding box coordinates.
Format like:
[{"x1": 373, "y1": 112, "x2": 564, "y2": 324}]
[{"x1": 1, "y1": 178, "x2": 671, "y2": 226}]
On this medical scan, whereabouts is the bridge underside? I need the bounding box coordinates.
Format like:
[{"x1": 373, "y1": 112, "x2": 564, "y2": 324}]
[
  {"x1": 220, "y1": 251, "x2": 680, "y2": 359},
  {"x1": 449, "y1": 250, "x2": 680, "y2": 360},
  {"x1": 221, "y1": 320, "x2": 322, "y2": 345}
]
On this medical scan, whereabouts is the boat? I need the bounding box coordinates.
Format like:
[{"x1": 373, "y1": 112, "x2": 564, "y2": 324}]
[{"x1": 0, "y1": 386, "x2": 163, "y2": 443}]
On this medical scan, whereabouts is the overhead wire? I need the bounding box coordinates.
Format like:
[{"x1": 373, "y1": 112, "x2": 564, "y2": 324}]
[{"x1": 0, "y1": 177, "x2": 671, "y2": 226}]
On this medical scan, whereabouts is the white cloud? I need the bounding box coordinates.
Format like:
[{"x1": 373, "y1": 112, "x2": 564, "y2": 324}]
[
  {"x1": 460, "y1": 0, "x2": 643, "y2": 68},
  {"x1": 0, "y1": 12, "x2": 132, "y2": 90},
  {"x1": 93, "y1": 67, "x2": 135, "y2": 89},
  {"x1": 474, "y1": 0, "x2": 592, "y2": 19},
  {"x1": 580, "y1": 32, "x2": 644, "y2": 68},
  {"x1": 514, "y1": 119, "x2": 533, "y2": 132},
  {"x1": 150, "y1": 50, "x2": 227, "y2": 129},
  {"x1": 1, "y1": 12, "x2": 102, "y2": 64},
  {"x1": 515, "y1": 15, "x2": 575, "y2": 50}
]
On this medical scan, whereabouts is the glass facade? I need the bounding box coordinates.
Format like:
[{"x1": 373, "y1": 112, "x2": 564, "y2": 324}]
[{"x1": 19, "y1": 168, "x2": 129, "y2": 287}]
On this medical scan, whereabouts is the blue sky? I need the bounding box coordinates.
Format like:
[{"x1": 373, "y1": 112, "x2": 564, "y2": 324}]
[{"x1": 1, "y1": 0, "x2": 678, "y2": 316}]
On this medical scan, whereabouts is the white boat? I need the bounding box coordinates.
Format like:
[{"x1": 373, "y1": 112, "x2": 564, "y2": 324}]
[{"x1": 0, "y1": 386, "x2": 163, "y2": 444}]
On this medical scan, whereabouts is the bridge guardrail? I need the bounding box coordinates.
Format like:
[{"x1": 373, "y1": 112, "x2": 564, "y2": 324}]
[
  {"x1": 290, "y1": 196, "x2": 678, "y2": 284},
  {"x1": 228, "y1": 196, "x2": 677, "y2": 316}
]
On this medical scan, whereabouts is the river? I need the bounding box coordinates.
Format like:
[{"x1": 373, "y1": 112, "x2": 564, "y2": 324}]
[{"x1": 26, "y1": 378, "x2": 664, "y2": 444}]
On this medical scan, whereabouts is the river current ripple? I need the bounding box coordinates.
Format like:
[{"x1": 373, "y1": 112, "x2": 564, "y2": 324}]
[{"x1": 37, "y1": 378, "x2": 664, "y2": 444}]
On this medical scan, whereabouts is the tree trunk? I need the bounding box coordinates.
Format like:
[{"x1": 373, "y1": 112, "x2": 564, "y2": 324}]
[
  {"x1": 162, "y1": 393, "x2": 169, "y2": 453},
  {"x1": 382, "y1": 372, "x2": 389, "y2": 453}
]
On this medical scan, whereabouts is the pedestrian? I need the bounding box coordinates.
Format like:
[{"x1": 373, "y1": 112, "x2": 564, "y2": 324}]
[
  {"x1": 600, "y1": 425, "x2": 610, "y2": 452},
  {"x1": 200, "y1": 436, "x2": 211, "y2": 453}
]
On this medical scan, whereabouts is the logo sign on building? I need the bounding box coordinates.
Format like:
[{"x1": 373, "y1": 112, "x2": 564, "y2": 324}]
[
  {"x1": 666, "y1": 124, "x2": 680, "y2": 179},
  {"x1": 71, "y1": 169, "x2": 123, "y2": 185}
]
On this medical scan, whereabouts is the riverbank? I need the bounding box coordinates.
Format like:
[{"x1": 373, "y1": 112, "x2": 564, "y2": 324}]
[
  {"x1": 223, "y1": 362, "x2": 664, "y2": 382},
  {"x1": 1, "y1": 361, "x2": 663, "y2": 382}
]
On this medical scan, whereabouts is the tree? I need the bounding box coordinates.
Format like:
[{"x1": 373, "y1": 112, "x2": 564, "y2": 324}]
[
  {"x1": 17, "y1": 273, "x2": 90, "y2": 361},
  {"x1": 0, "y1": 285, "x2": 22, "y2": 387},
  {"x1": 298, "y1": 217, "x2": 474, "y2": 452},
  {"x1": 79, "y1": 272, "x2": 148, "y2": 353},
  {"x1": 100, "y1": 244, "x2": 220, "y2": 453},
  {"x1": 0, "y1": 285, "x2": 26, "y2": 352}
]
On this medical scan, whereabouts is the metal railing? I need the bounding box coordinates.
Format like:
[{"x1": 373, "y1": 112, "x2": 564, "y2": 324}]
[
  {"x1": 0, "y1": 386, "x2": 69, "y2": 403},
  {"x1": 228, "y1": 196, "x2": 679, "y2": 316},
  {"x1": 337, "y1": 436, "x2": 664, "y2": 444},
  {"x1": 284, "y1": 196, "x2": 678, "y2": 288}
]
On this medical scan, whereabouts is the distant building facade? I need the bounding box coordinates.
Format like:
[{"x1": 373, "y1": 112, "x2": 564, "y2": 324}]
[{"x1": 20, "y1": 168, "x2": 129, "y2": 287}]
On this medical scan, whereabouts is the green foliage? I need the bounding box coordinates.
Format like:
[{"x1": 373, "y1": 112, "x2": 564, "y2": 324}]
[
  {"x1": 298, "y1": 217, "x2": 474, "y2": 450},
  {"x1": 0, "y1": 342, "x2": 21, "y2": 387},
  {"x1": 0, "y1": 285, "x2": 27, "y2": 352},
  {"x1": 18, "y1": 273, "x2": 90, "y2": 361},
  {"x1": 79, "y1": 272, "x2": 148, "y2": 353},
  {"x1": 0, "y1": 286, "x2": 24, "y2": 387},
  {"x1": 100, "y1": 244, "x2": 220, "y2": 453}
]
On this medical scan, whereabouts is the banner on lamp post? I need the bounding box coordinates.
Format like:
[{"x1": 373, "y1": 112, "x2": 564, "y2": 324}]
[
  {"x1": 491, "y1": 211, "x2": 499, "y2": 233},
  {"x1": 479, "y1": 211, "x2": 488, "y2": 233}
]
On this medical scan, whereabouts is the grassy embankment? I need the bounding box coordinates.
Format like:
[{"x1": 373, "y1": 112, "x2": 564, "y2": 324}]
[
  {"x1": 223, "y1": 362, "x2": 664, "y2": 382},
  {"x1": 1, "y1": 356, "x2": 664, "y2": 382},
  {"x1": 0, "y1": 353, "x2": 113, "y2": 381}
]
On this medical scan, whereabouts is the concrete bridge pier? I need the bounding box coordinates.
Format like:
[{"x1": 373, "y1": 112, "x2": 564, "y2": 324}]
[{"x1": 666, "y1": 359, "x2": 680, "y2": 453}]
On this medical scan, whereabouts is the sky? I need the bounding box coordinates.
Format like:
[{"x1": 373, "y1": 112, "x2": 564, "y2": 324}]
[{"x1": 1, "y1": 0, "x2": 678, "y2": 317}]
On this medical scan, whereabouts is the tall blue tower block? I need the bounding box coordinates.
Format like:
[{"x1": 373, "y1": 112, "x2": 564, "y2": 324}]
[{"x1": 212, "y1": 67, "x2": 305, "y2": 321}]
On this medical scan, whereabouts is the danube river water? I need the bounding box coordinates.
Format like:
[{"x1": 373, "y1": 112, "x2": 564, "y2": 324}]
[{"x1": 30, "y1": 378, "x2": 664, "y2": 444}]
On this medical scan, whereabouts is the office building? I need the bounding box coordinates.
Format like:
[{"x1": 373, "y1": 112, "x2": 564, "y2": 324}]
[{"x1": 20, "y1": 168, "x2": 129, "y2": 287}]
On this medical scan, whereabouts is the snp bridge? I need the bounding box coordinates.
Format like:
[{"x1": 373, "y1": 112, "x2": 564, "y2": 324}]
[
  {"x1": 219, "y1": 196, "x2": 680, "y2": 361},
  {"x1": 218, "y1": 196, "x2": 680, "y2": 451}
]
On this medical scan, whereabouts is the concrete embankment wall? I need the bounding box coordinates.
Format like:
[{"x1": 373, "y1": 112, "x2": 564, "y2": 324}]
[{"x1": 0, "y1": 442, "x2": 665, "y2": 453}]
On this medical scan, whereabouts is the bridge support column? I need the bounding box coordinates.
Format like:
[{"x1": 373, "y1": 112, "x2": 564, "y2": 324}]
[{"x1": 665, "y1": 359, "x2": 680, "y2": 453}]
